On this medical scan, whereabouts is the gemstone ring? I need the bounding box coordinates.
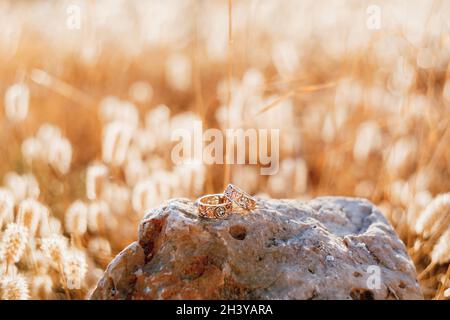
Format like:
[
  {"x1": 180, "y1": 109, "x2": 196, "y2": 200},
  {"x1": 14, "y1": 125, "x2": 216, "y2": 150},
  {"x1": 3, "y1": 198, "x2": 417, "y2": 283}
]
[
  {"x1": 224, "y1": 184, "x2": 257, "y2": 211},
  {"x1": 196, "y1": 193, "x2": 233, "y2": 219}
]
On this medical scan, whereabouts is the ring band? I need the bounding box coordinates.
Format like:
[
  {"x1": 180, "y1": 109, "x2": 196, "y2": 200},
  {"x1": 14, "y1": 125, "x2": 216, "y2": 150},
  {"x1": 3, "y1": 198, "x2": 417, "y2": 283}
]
[
  {"x1": 224, "y1": 184, "x2": 257, "y2": 210},
  {"x1": 196, "y1": 194, "x2": 232, "y2": 219}
]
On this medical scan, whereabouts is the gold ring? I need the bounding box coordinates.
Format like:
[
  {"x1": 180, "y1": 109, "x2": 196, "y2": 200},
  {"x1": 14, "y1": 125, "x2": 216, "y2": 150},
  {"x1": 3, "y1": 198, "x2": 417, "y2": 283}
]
[
  {"x1": 224, "y1": 184, "x2": 257, "y2": 210},
  {"x1": 196, "y1": 194, "x2": 232, "y2": 219}
]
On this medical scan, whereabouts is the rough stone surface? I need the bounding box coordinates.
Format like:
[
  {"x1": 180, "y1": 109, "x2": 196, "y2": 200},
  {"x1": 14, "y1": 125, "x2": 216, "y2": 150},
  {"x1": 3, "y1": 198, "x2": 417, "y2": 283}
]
[{"x1": 90, "y1": 197, "x2": 423, "y2": 300}]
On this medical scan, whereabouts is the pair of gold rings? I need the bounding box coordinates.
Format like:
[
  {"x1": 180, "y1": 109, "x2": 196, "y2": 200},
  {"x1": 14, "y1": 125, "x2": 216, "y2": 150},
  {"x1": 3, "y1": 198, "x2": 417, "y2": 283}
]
[{"x1": 196, "y1": 184, "x2": 257, "y2": 219}]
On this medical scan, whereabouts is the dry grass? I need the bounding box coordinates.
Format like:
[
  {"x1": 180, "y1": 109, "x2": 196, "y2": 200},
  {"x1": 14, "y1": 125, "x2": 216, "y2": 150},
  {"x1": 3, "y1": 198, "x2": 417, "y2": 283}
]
[{"x1": 0, "y1": 0, "x2": 449, "y2": 300}]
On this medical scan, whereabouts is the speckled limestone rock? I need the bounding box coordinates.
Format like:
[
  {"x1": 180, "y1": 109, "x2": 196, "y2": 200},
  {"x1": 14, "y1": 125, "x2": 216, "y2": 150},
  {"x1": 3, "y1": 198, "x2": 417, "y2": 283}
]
[{"x1": 90, "y1": 197, "x2": 423, "y2": 300}]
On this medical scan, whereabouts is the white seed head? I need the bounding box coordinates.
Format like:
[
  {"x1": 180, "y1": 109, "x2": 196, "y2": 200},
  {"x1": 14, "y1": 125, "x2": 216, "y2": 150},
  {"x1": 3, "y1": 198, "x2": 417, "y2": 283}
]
[
  {"x1": 40, "y1": 234, "x2": 68, "y2": 262},
  {"x1": 101, "y1": 182, "x2": 130, "y2": 215},
  {"x1": 48, "y1": 137, "x2": 72, "y2": 175},
  {"x1": 353, "y1": 121, "x2": 382, "y2": 162},
  {"x1": 87, "y1": 200, "x2": 110, "y2": 233},
  {"x1": 86, "y1": 163, "x2": 108, "y2": 200},
  {"x1": 129, "y1": 81, "x2": 153, "y2": 103},
  {"x1": 267, "y1": 158, "x2": 308, "y2": 197},
  {"x1": 389, "y1": 180, "x2": 412, "y2": 207},
  {"x1": 444, "y1": 288, "x2": 450, "y2": 298},
  {"x1": 124, "y1": 157, "x2": 149, "y2": 187},
  {"x1": 32, "y1": 250, "x2": 50, "y2": 274},
  {"x1": 272, "y1": 41, "x2": 299, "y2": 76},
  {"x1": 130, "y1": 129, "x2": 157, "y2": 155},
  {"x1": 242, "y1": 68, "x2": 265, "y2": 95},
  {"x1": 216, "y1": 78, "x2": 239, "y2": 106},
  {"x1": 145, "y1": 104, "x2": 171, "y2": 132},
  {"x1": 102, "y1": 121, "x2": 134, "y2": 166},
  {"x1": 321, "y1": 114, "x2": 336, "y2": 143},
  {"x1": 165, "y1": 53, "x2": 191, "y2": 92},
  {"x1": 1, "y1": 274, "x2": 29, "y2": 300},
  {"x1": 4, "y1": 83, "x2": 29, "y2": 122},
  {"x1": 4, "y1": 172, "x2": 40, "y2": 201},
  {"x1": 37, "y1": 207, "x2": 50, "y2": 237},
  {"x1": 39, "y1": 216, "x2": 62, "y2": 237},
  {"x1": 431, "y1": 229, "x2": 450, "y2": 265},
  {"x1": 16, "y1": 199, "x2": 46, "y2": 237},
  {"x1": 63, "y1": 250, "x2": 87, "y2": 290},
  {"x1": 0, "y1": 223, "x2": 28, "y2": 263},
  {"x1": 390, "y1": 57, "x2": 416, "y2": 93},
  {"x1": 132, "y1": 179, "x2": 157, "y2": 214},
  {"x1": 173, "y1": 162, "x2": 206, "y2": 196},
  {"x1": 415, "y1": 193, "x2": 450, "y2": 236},
  {"x1": 99, "y1": 96, "x2": 139, "y2": 128},
  {"x1": 0, "y1": 188, "x2": 15, "y2": 228},
  {"x1": 21, "y1": 137, "x2": 43, "y2": 164},
  {"x1": 65, "y1": 200, "x2": 88, "y2": 235},
  {"x1": 36, "y1": 123, "x2": 62, "y2": 144},
  {"x1": 132, "y1": 178, "x2": 159, "y2": 214},
  {"x1": 385, "y1": 137, "x2": 417, "y2": 178},
  {"x1": 414, "y1": 190, "x2": 433, "y2": 210}
]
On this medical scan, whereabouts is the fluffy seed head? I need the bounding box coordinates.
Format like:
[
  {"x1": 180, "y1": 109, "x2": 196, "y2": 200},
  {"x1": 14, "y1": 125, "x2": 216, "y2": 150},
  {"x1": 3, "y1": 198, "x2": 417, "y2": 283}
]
[
  {"x1": 99, "y1": 96, "x2": 139, "y2": 128},
  {"x1": 1, "y1": 274, "x2": 29, "y2": 300},
  {"x1": 385, "y1": 137, "x2": 417, "y2": 178},
  {"x1": 353, "y1": 121, "x2": 382, "y2": 162},
  {"x1": 63, "y1": 250, "x2": 87, "y2": 290},
  {"x1": 132, "y1": 178, "x2": 158, "y2": 214},
  {"x1": 124, "y1": 157, "x2": 148, "y2": 187},
  {"x1": 4, "y1": 172, "x2": 40, "y2": 202},
  {"x1": 48, "y1": 137, "x2": 72, "y2": 175},
  {"x1": 165, "y1": 53, "x2": 191, "y2": 92},
  {"x1": 17, "y1": 199, "x2": 46, "y2": 237},
  {"x1": 21, "y1": 137, "x2": 43, "y2": 164},
  {"x1": 130, "y1": 129, "x2": 157, "y2": 157},
  {"x1": 445, "y1": 288, "x2": 450, "y2": 298},
  {"x1": 129, "y1": 81, "x2": 153, "y2": 103},
  {"x1": 86, "y1": 164, "x2": 108, "y2": 200},
  {"x1": 173, "y1": 162, "x2": 206, "y2": 196},
  {"x1": 431, "y1": 229, "x2": 450, "y2": 265},
  {"x1": 87, "y1": 200, "x2": 110, "y2": 233},
  {"x1": 32, "y1": 250, "x2": 50, "y2": 274},
  {"x1": 40, "y1": 234, "x2": 68, "y2": 263},
  {"x1": 0, "y1": 188, "x2": 15, "y2": 228},
  {"x1": 101, "y1": 182, "x2": 130, "y2": 215},
  {"x1": 102, "y1": 122, "x2": 134, "y2": 166},
  {"x1": 39, "y1": 215, "x2": 62, "y2": 237},
  {"x1": 0, "y1": 223, "x2": 28, "y2": 263},
  {"x1": 65, "y1": 200, "x2": 88, "y2": 235},
  {"x1": 36, "y1": 123, "x2": 62, "y2": 144},
  {"x1": 272, "y1": 41, "x2": 299, "y2": 76},
  {"x1": 415, "y1": 193, "x2": 450, "y2": 236},
  {"x1": 267, "y1": 158, "x2": 308, "y2": 198},
  {"x1": 145, "y1": 104, "x2": 171, "y2": 138},
  {"x1": 4, "y1": 83, "x2": 29, "y2": 122}
]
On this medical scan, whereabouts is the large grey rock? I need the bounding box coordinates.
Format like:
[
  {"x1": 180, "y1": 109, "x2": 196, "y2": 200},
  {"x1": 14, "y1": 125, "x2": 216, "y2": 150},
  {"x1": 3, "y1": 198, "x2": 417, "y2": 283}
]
[{"x1": 90, "y1": 197, "x2": 423, "y2": 300}]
